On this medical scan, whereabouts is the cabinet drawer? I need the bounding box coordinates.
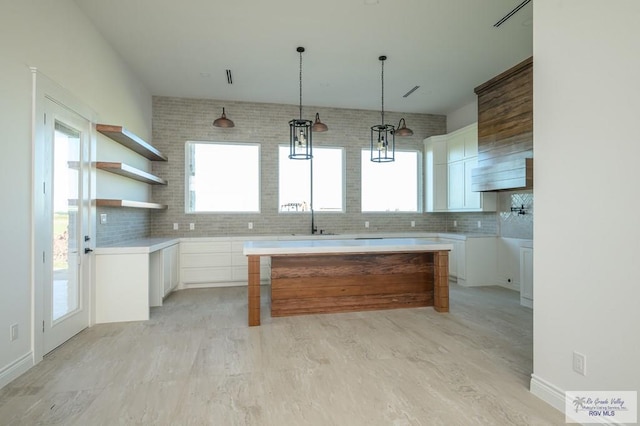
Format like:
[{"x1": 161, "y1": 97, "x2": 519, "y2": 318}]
[
  {"x1": 181, "y1": 253, "x2": 231, "y2": 268},
  {"x1": 180, "y1": 241, "x2": 231, "y2": 254},
  {"x1": 181, "y1": 267, "x2": 232, "y2": 284}
]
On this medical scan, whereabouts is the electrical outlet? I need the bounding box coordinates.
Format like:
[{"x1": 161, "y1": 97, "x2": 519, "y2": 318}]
[
  {"x1": 477, "y1": 221, "x2": 482, "y2": 228},
  {"x1": 10, "y1": 324, "x2": 18, "y2": 342},
  {"x1": 248, "y1": 222, "x2": 253, "y2": 229},
  {"x1": 189, "y1": 223, "x2": 195, "y2": 230},
  {"x1": 365, "y1": 221, "x2": 369, "y2": 228},
  {"x1": 573, "y1": 351, "x2": 587, "y2": 375},
  {"x1": 411, "y1": 221, "x2": 415, "y2": 227},
  {"x1": 100, "y1": 213, "x2": 107, "y2": 224},
  {"x1": 173, "y1": 223, "x2": 179, "y2": 230},
  {"x1": 453, "y1": 220, "x2": 457, "y2": 227}
]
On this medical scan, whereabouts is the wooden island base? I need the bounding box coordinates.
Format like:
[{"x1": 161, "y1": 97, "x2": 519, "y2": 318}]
[
  {"x1": 272, "y1": 252, "x2": 434, "y2": 316},
  {"x1": 247, "y1": 249, "x2": 449, "y2": 326}
]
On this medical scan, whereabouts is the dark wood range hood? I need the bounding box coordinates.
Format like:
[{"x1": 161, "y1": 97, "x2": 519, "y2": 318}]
[{"x1": 472, "y1": 57, "x2": 533, "y2": 192}]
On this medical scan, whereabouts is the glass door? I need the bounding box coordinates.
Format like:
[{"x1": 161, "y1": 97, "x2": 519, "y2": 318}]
[{"x1": 42, "y1": 100, "x2": 91, "y2": 353}]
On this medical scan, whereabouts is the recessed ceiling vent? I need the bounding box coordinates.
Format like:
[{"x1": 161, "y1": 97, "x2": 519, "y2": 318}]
[
  {"x1": 226, "y1": 69, "x2": 233, "y2": 84},
  {"x1": 494, "y1": 0, "x2": 531, "y2": 27},
  {"x1": 402, "y1": 86, "x2": 420, "y2": 98}
]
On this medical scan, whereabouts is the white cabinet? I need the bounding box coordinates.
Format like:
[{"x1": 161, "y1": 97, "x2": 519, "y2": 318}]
[
  {"x1": 424, "y1": 135, "x2": 448, "y2": 212},
  {"x1": 149, "y1": 243, "x2": 179, "y2": 307},
  {"x1": 439, "y1": 236, "x2": 497, "y2": 287},
  {"x1": 446, "y1": 124, "x2": 496, "y2": 212},
  {"x1": 94, "y1": 239, "x2": 178, "y2": 323},
  {"x1": 520, "y1": 246, "x2": 533, "y2": 308},
  {"x1": 180, "y1": 238, "x2": 270, "y2": 287},
  {"x1": 163, "y1": 244, "x2": 179, "y2": 297},
  {"x1": 424, "y1": 123, "x2": 496, "y2": 212},
  {"x1": 180, "y1": 239, "x2": 233, "y2": 285}
]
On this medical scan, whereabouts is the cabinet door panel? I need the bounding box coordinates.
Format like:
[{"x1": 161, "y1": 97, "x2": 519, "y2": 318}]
[
  {"x1": 464, "y1": 157, "x2": 481, "y2": 209},
  {"x1": 448, "y1": 161, "x2": 465, "y2": 209},
  {"x1": 520, "y1": 248, "x2": 534, "y2": 301},
  {"x1": 434, "y1": 164, "x2": 448, "y2": 211}
]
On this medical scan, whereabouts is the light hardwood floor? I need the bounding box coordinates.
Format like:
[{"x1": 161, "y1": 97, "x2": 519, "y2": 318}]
[{"x1": 0, "y1": 284, "x2": 564, "y2": 425}]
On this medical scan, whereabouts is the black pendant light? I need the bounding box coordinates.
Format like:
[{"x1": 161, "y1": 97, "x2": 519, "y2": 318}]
[
  {"x1": 289, "y1": 47, "x2": 312, "y2": 160},
  {"x1": 212, "y1": 107, "x2": 235, "y2": 128},
  {"x1": 312, "y1": 112, "x2": 328, "y2": 132},
  {"x1": 371, "y1": 55, "x2": 395, "y2": 162},
  {"x1": 394, "y1": 118, "x2": 414, "y2": 137}
]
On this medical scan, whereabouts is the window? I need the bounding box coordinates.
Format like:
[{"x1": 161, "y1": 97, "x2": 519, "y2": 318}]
[
  {"x1": 361, "y1": 150, "x2": 422, "y2": 212},
  {"x1": 279, "y1": 146, "x2": 344, "y2": 212},
  {"x1": 185, "y1": 142, "x2": 260, "y2": 212}
]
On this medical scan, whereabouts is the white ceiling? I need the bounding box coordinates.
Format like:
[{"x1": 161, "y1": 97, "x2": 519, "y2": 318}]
[{"x1": 73, "y1": 0, "x2": 532, "y2": 115}]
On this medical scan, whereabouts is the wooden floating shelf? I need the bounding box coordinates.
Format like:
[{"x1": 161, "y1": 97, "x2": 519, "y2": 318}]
[
  {"x1": 95, "y1": 199, "x2": 168, "y2": 210},
  {"x1": 96, "y1": 162, "x2": 167, "y2": 185},
  {"x1": 96, "y1": 124, "x2": 168, "y2": 162}
]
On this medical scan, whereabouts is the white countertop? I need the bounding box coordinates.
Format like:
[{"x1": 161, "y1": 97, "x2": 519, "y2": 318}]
[
  {"x1": 94, "y1": 232, "x2": 496, "y2": 255},
  {"x1": 94, "y1": 237, "x2": 179, "y2": 255},
  {"x1": 243, "y1": 237, "x2": 453, "y2": 256}
]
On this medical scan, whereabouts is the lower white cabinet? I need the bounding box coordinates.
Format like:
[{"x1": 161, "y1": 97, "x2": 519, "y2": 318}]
[
  {"x1": 439, "y1": 236, "x2": 497, "y2": 287},
  {"x1": 520, "y1": 246, "x2": 534, "y2": 308},
  {"x1": 149, "y1": 243, "x2": 179, "y2": 307},
  {"x1": 163, "y1": 244, "x2": 179, "y2": 296},
  {"x1": 180, "y1": 238, "x2": 270, "y2": 288},
  {"x1": 94, "y1": 239, "x2": 179, "y2": 323}
]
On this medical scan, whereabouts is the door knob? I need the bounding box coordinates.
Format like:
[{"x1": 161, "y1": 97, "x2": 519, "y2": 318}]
[{"x1": 84, "y1": 248, "x2": 93, "y2": 254}]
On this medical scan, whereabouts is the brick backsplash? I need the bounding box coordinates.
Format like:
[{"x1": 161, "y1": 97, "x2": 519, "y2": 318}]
[
  {"x1": 445, "y1": 212, "x2": 499, "y2": 235},
  {"x1": 148, "y1": 96, "x2": 449, "y2": 237},
  {"x1": 96, "y1": 207, "x2": 150, "y2": 245},
  {"x1": 96, "y1": 96, "x2": 516, "y2": 242}
]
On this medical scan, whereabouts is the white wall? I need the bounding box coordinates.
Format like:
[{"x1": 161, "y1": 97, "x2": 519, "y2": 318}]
[
  {"x1": 0, "y1": 0, "x2": 151, "y2": 387},
  {"x1": 446, "y1": 101, "x2": 477, "y2": 133},
  {"x1": 531, "y1": 0, "x2": 640, "y2": 410}
]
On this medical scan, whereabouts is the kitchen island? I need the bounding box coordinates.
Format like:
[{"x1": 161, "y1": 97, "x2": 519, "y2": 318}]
[{"x1": 243, "y1": 238, "x2": 452, "y2": 326}]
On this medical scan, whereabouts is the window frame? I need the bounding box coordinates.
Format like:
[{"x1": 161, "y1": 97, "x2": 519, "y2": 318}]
[
  {"x1": 360, "y1": 148, "x2": 423, "y2": 213},
  {"x1": 184, "y1": 141, "x2": 261, "y2": 214},
  {"x1": 278, "y1": 145, "x2": 346, "y2": 214}
]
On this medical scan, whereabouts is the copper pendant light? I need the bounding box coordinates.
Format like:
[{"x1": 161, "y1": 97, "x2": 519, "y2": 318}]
[
  {"x1": 213, "y1": 107, "x2": 235, "y2": 128},
  {"x1": 394, "y1": 118, "x2": 414, "y2": 137},
  {"x1": 312, "y1": 112, "x2": 328, "y2": 132}
]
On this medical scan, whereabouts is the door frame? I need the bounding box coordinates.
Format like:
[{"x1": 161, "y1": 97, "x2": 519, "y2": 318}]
[{"x1": 31, "y1": 68, "x2": 97, "y2": 362}]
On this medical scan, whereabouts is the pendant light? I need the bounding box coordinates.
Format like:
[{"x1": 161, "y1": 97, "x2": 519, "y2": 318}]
[
  {"x1": 394, "y1": 118, "x2": 414, "y2": 137},
  {"x1": 371, "y1": 55, "x2": 395, "y2": 162},
  {"x1": 289, "y1": 47, "x2": 313, "y2": 160},
  {"x1": 312, "y1": 112, "x2": 328, "y2": 132},
  {"x1": 212, "y1": 107, "x2": 235, "y2": 128}
]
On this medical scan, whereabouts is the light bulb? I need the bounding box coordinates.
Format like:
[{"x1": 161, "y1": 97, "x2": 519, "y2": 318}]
[{"x1": 298, "y1": 129, "x2": 306, "y2": 147}]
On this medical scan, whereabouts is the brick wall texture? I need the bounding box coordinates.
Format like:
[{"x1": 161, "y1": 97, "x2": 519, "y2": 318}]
[{"x1": 97, "y1": 96, "x2": 535, "y2": 243}]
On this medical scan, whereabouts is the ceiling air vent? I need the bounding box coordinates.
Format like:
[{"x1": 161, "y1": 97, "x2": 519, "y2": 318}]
[{"x1": 402, "y1": 86, "x2": 420, "y2": 98}]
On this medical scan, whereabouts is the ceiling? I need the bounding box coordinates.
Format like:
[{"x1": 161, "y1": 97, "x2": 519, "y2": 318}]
[{"x1": 73, "y1": 0, "x2": 532, "y2": 115}]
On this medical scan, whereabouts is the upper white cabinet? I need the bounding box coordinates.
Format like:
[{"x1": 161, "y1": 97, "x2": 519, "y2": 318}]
[
  {"x1": 425, "y1": 123, "x2": 496, "y2": 212},
  {"x1": 424, "y1": 135, "x2": 448, "y2": 212}
]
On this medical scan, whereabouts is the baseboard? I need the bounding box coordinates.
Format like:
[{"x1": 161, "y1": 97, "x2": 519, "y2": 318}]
[
  {"x1": 530, "y1": 374, "x2": 566, "y2": 413},
  {"x1": 0, "y1": 352, "x2": 33, "y2": 389}
]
